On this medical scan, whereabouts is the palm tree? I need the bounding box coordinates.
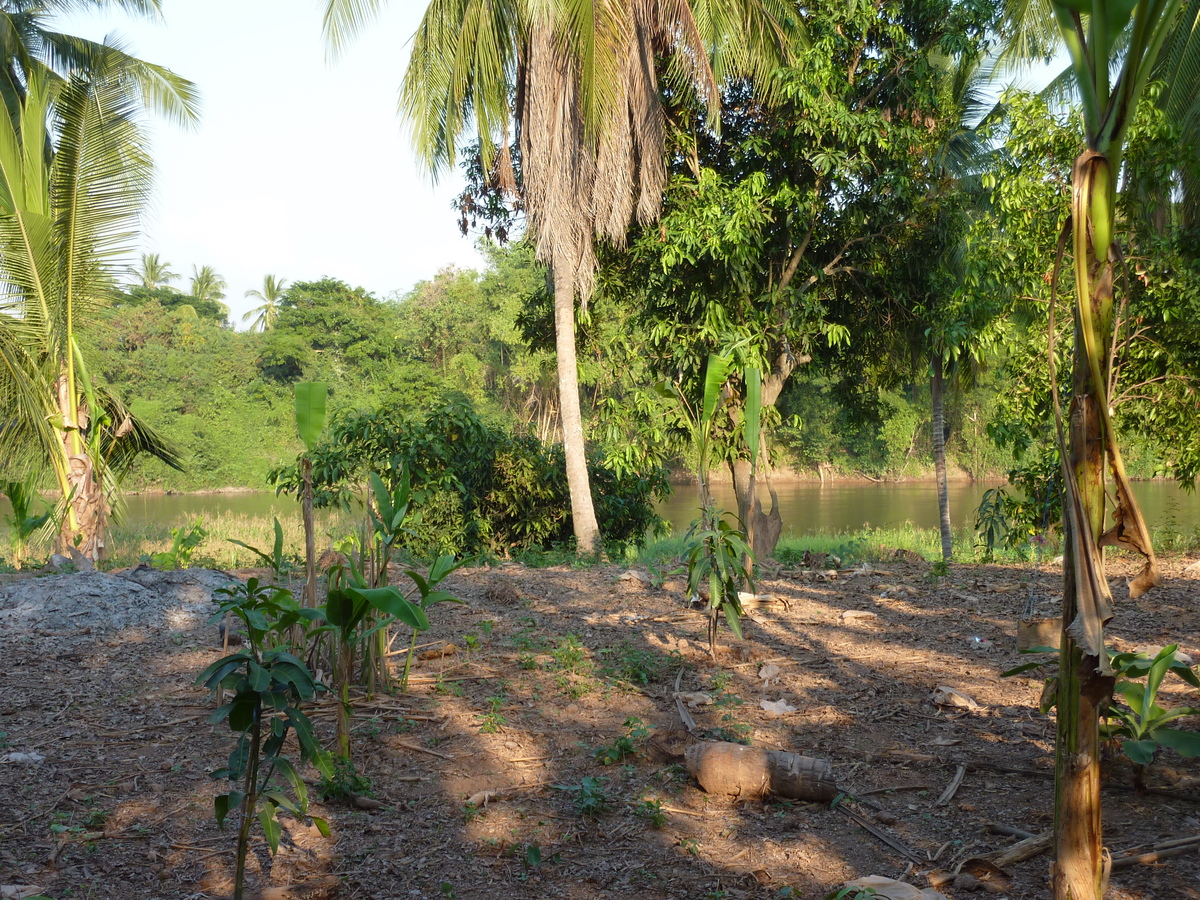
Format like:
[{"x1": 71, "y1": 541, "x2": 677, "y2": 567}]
[
  {"x1": 242, "y1": 274, "x2": 288, "y2": 332},
  {"x1": 191, "y1": 264, "x2": 229, "y2": 316},
  {"x1": 129, "y1": 252, "x2": 179, "y2": 290},
  {"x1": 0, "y1": 57, "x2": 181, "y2": 560},
  {"x1": 325, "y1": 0, "x2": 793, "y2": 554},
  {"x1": 0, "y1": 0, "x2": 198, "y2": 126}
]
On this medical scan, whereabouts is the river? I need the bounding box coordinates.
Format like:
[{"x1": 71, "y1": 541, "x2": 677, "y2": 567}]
[
  {"x1": 656, "y1": 479, "x2": 1199, "y2": 537},
  {"x1": 41, "y1": 478, "x2": 1200, "y2": 540}
]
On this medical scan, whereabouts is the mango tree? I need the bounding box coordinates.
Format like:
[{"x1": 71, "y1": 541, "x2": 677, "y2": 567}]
[{"x1": 622, "y1": 0, "x2": 993, "y2": 557}]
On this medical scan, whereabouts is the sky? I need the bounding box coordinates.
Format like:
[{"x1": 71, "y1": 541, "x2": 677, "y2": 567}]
[{"x1": 61, "y1": 0, "x2": 485, "y2": 326}]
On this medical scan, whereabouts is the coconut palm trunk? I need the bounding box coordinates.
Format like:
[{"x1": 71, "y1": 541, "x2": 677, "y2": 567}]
[
  {"x1": 552, "y1": 270, "x2": 601, "y2": 552},
  {"x1": 930, "y1": 355, "x2": 952, "y2": 563}
]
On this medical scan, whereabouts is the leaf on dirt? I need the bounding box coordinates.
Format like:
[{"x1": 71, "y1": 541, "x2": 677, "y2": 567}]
[
  {"x1": 875, "y1": 583, "x2": 921, "y2": 598},
  {"x1": 930, "y1": 686, "x2": 982, "y2": 710},
  {"x1": 0, "y1": 752, "x2": 44, "y2": 764},
  {"x1": 758, "y1": 663, "x2": 782, "y2": 682},
  {"x1": 930, "y1": 737, "x2": 961, "y2": 746},
  {"x1": 956, "y1": 856, "x2": 1013, "y2": 889},
  {"x1": 2, "y1": 888, "x2": 47, "y2": 900},
  {"x1": 845, "y1": 875, "x2": 948, "y2": 899},
  {"x1": 759, "y1": 698, "x2": 797, "y2": 716},
  {"x1": 675, "y1": 691, "x2": 713, "y2": 708},
  {"x1": 842, "y1": 610, "x2": 879, "y2": 621}
]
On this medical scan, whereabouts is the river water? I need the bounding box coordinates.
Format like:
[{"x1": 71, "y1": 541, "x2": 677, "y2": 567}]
[
  {"x1": 63, "y1": 479, "x2": 1200, "y2": 540},
  {"x1": 655, "y1": 480, "x2": 1199, "y2": 537}
]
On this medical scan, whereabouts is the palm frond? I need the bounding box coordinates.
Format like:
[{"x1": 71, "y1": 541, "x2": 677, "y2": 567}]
[
  {"x1": 40, "y1": 32, "x2": 200, "y2": 128},
  {"x1": 323, "y1": 0, "x2": 393, "y2": 59},
  {"x1": 95, "y1": 386, "x2": 183, "y2": 476},
  {"x1": 52, "y1": 49, "x2": 154, "y2": 332},
  {"x1": 400, "y1": 0, "x2": 520, "y2": 178}
]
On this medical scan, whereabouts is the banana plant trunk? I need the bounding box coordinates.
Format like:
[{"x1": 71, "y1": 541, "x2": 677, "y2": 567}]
[
  {"x1": 302, "y1": 457, "x2": 316, "y2": 606},
  {"x1": 552, "y1": 268, "x2": 601, "y2": 555},
  {"x1": 931, "y1": 356, "x2": 953, "y2": 563},
  {"x1": 1053, "y1": 347, "x2": 1109, "y2": 900},
  {"x1": 1052, "y1": 148, "x2": 1155, "y2": 899}
]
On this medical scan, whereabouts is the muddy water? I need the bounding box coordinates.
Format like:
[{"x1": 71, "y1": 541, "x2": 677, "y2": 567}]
[{"x1": 654, "y1": 479, "x2": 1200, "y2": 537}]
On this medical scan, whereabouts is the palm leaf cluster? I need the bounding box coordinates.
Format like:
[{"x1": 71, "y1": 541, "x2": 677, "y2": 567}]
[{"x1": 0, "y1": 48, "x2": 182, "y2": 558}]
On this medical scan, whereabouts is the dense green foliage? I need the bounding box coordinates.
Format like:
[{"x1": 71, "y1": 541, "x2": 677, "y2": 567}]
[{"x1": 268, "y1": 401, "x2": 669, "y2": 555}]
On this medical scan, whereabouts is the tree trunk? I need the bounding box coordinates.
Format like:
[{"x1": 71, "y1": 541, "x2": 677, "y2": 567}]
[
  {"x1": 552, "y1": 268, "x2": 601, "y2": 554},
  {"x1": 56, "y1": 375, "x2": 106, "y2": 561},
  {"x1": 64, "y1": 453, "x2": 106, "y2": 562},
  {"x1": 1054, "y1": 155, "x2": 1117, "y2": 899},
  {"x1": 731, "y1": 459, "x2": 783, "y2": 560},
  {"x1": 931, "y1": 356, "x2": 952, "y2": 563}
]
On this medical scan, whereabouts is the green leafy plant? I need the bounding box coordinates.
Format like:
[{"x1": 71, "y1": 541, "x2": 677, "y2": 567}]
[
  {"x1": 551, "y1": 634, "x2": 590, "y2": 674},
  {"x1": 296, "y1": 381, "x2": 329, "y2": 608},
  {"x1": 316, "y1": 754, "x2": 373, "y2": 803},
  {"x1": 479, "y1": 695, "x2": 507, "y2": 734},
  {"x1": 635, "y1": 797, "x2": 667, "y2": 828},
  {"x1": 684, "y1": 508, "x2": 753, "y2": 658},
  {"x1": 593, "y1": 717, "x2": 650, "y2": 765},
  {"x1": 197, "y1": 578, "x2": 332, "y2": 900},
  {"x1": 228, "y1": 517, "x2": 290, "y2": 579},
  {"x1": 598, "y1": 643, "x2": 672, "y2": 687},
  {"x1": 2, "y1": 478, "x2": 51, "y2": 567},
  {"x1": 1102, "y1": 645, "x2": 1200, "y2": 786},
  {"x1": 974, "y1": 487, "x2": 1009, "y2": 560},
  {"x1": 574, "y1": 776, "x2": 608, "y2": 818},
  {"x1": 152, "y1": 518, "x2": 207, "y2": 569},
  {"x1": 317, "y1": 553, "x2": 429, "y2": 757},
  {"x1": 1005, "y1": 644, "x2": 1200, "y2": 786}
]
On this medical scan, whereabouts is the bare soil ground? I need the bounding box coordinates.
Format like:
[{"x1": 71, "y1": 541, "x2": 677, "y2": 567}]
[{"x1": 2, "y1": 554, "x2": 1200, "y2": 900}]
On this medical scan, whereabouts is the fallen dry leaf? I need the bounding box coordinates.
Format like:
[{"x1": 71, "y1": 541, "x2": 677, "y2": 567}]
[
  {"x1": 760, "y1": 698, "x2": 798, "y2": 716},
  {"x1": 931, "y1": 686, "x2": 982, "y2": 710}
]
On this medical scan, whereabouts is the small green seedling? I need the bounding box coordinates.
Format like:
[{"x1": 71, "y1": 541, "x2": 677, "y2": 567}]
[
  {"x1": 198, "y1": 578, "x2": 332, "y2": 900},
  {"x1": 228, "y1": 517, "x2": 290, "y2": 579},
  {"x1": 1004, "y1": 643, "x2": 1200, "y2": 787},
  {"x1": 153, "y1": 518, "x2": 206, "y2": 569}
]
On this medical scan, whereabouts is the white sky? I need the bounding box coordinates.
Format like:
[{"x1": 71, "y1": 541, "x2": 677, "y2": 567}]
[{"x1": 61, "y1": 0, "x2": 484, "y2": 325}]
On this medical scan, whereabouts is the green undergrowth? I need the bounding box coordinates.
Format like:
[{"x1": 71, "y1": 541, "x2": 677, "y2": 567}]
[{"x1": 0, "y1": 509, "x2": 1194, "y2": 574}]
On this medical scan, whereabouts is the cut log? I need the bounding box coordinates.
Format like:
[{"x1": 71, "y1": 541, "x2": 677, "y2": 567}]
[{"x1": 684, "y1": 741, "x2": 838, "y2": 802}]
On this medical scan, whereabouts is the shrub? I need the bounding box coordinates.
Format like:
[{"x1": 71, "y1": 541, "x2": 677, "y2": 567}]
[{"x1": 270, "y1": 399, "x2": 667, "y2": 556}]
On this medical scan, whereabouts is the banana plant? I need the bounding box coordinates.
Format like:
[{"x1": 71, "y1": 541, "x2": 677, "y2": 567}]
[
  {"x1": 395, "y1": 553, "x2": 465, "y2": 691},
  {"x1": 663, "y1": 350, "x2": 762, "y2": 658},
  {"x1": 2, "y1": 478, "x2": 51, "y2": 567},
  {"x1": 1103, "y1": 645, "x2": 1200, "y2": 781},
  {"x1": 1046, "y1": 0, "x2": 1183, "y2": 894},
  {"x1": 318, "y1": 553, "x2": 429, "y2": 758},
  {"x1": 228, "y1": 517, "x2": 291, "y2": 581},
  {"x1": 295, "y1": 382, "x2": 328, "y2": 607}
]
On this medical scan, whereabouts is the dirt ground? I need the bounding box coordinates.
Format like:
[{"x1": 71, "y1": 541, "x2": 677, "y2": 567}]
[{"x1": 2, "y1": 553, "x2": 1200, "y2": 900}]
